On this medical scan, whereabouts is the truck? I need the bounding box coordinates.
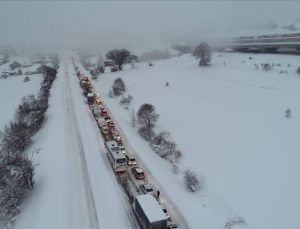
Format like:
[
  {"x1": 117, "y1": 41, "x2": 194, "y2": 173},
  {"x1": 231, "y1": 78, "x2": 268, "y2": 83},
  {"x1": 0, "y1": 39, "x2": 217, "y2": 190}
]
[
  {"x1": 87, "y1": 93, "x2": 100, "y2": 107},
  {"x1": 133, "y1": 194, "x2": 167, "y2": 229}
]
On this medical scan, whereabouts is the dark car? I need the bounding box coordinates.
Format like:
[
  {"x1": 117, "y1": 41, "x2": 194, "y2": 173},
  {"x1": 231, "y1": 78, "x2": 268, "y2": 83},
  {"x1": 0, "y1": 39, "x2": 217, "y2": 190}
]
[{"x1": 131, "y1": 166, "x2": 145, "y2": 179}]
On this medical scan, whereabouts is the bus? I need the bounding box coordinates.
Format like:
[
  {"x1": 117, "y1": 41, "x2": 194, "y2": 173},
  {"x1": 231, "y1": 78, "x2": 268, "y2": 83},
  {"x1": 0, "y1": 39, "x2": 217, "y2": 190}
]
[{"x1": 105, "y1": 141, "x2": 127, "y2": 172}]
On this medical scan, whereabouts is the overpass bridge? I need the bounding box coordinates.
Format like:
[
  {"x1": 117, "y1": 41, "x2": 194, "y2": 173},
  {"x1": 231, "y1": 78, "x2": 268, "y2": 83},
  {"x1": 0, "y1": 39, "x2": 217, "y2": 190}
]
[{"x1": 213, "y1": 35, "x2": 300, "y2": 53}]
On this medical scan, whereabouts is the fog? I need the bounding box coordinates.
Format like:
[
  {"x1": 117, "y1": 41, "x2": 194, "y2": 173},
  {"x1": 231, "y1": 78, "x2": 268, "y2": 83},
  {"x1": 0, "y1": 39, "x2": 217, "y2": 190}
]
[{"x1": 1, "y1": 1, "x2": 300, "y2": 53}]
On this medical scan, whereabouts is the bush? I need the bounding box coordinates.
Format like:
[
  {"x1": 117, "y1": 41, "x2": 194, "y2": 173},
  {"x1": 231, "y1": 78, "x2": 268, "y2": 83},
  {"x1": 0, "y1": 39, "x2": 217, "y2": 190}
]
[
  {"x1": 183, "y1": 169, "x2": 202, "y2": 192},
  {"x1": 138, "y1": 126, "x2": 155, "y2": 142},
  {"x1": 148, "y1": 62, "x2": 154, "y2": 67},
  {"x1": 297, "y1": 67, "x2": 300, "y2": 75},
  {"x1": 23, "y1": 76, "x2": 30, "y2": 82},
  {"x1": 225, "y1": 216, "x2": 246, "y2": 229}
]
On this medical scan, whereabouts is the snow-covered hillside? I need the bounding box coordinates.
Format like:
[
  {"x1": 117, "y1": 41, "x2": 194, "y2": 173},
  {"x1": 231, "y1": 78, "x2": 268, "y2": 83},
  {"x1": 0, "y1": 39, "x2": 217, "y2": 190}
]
[{"x1": 94, "y1": 53, "x2": 300, "y2": 228}]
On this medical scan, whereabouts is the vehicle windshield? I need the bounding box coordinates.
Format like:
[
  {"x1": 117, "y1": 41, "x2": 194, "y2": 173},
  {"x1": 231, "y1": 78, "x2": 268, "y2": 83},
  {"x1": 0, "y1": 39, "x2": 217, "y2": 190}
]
[
  {"x1": 111, "y1": 147, "x2": 119, "y2": 151},
  {"x1": 116, "y1": 158, "x2": 126, "y2": 164}
]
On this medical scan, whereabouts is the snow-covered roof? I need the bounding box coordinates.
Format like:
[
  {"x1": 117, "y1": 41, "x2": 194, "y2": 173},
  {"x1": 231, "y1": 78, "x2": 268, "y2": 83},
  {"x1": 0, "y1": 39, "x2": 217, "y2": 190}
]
[{"x1": 136, "y1": 194, "x2": 166, "y2": 223}]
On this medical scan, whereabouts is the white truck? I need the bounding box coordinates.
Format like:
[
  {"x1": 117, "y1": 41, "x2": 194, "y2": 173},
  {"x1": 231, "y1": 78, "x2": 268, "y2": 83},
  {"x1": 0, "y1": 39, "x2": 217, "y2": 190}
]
[{"x1": 133, "y1": 194, "x2": 167, "y2": 229}]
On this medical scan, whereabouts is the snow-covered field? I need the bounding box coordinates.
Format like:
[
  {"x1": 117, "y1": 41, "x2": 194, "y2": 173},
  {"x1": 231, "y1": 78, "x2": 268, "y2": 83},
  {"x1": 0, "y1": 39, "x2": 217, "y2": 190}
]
[
  {"x1": 94, "y1": 52, "x2": 300, "y2": 228},
  {"x1": 0, "y1": 63, "x2": 42, "y2": 129}
]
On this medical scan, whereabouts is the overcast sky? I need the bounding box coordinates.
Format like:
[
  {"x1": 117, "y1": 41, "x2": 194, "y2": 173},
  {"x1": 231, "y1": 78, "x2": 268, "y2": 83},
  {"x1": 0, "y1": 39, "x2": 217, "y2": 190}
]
[{"x1": 1, "y1": 1, "x2": 300, "y2": 53}]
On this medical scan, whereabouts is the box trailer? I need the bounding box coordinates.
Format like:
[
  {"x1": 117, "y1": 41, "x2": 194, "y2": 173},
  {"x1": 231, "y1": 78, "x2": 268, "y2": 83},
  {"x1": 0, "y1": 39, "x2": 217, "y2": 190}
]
[{"x1": 133, "y1": 194, "x2": 167, "y2": 229}]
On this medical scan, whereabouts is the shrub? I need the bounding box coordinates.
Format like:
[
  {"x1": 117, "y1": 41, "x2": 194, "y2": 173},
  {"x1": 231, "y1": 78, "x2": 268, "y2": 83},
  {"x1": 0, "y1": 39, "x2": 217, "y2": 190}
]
[
  {"x1": 23, "y1": 76, "x2": 30, "y2": 82},
  {"x1": 262, "y1": 63, "x2": 272, "y2": 71},
  {"x1": 296, "y1": 67, "x2": 300, "y2": 75}
]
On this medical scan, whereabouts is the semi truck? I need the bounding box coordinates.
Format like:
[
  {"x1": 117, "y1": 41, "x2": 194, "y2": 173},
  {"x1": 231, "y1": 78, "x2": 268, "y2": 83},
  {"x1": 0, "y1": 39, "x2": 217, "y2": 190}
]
[{"x1": 133, "y1": 194, "x2": 167, "y2": 229}]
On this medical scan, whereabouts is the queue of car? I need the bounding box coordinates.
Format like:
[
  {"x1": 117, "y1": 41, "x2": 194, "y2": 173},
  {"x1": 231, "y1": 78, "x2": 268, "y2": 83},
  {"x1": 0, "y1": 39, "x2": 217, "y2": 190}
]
[{"x1": 76, "y1": 70, "x2": 179, "y2": 229}]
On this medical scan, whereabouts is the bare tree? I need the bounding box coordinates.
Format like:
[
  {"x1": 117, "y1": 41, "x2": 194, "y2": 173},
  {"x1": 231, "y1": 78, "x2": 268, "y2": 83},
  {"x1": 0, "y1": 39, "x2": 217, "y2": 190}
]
[
  {"x1": 183, "y1": 169, "x2": 201, "y2": 192},
  {"x1": 193, "y1": 42, "x2": 212, "y2": 66}
]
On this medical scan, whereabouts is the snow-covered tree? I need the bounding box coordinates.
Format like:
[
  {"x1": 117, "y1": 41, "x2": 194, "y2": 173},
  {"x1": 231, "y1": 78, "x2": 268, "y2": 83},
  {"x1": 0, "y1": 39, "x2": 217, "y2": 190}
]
[
  {"x1": 193, "y1": 42, "x2": 212, "y2": 66},
  {"x1": 137, "y1": 103, "x2": 159, "y2": 128},
  {"x1": 106, "y1": 49, "x2": 130, "y2": 70},
  {"x1": 112, "y1": 78, "x2": 126, "y2": 97},
  {"x1": 0, "y1": 121, "x2": 32, "y2": 154},
  {"x1": 9, "y1": 61, "x2": 21, "y2": 71}
]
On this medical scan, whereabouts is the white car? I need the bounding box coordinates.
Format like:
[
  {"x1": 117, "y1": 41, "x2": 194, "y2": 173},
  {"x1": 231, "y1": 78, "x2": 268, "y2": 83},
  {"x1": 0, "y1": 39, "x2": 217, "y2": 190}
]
[{"x1": 139, "y1": 183, "x2": 156, "y2": 197}]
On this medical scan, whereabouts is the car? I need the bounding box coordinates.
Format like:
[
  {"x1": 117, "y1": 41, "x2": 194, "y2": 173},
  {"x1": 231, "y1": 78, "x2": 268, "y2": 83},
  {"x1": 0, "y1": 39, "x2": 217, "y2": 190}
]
[
  {"x1": 139, "y1": 183, "x2": 156, "y2": 197},
  {"x1": 131, "y1": 166, "x2": 145, "y2": 179},
  {"x1": 159, "y1": 203, "x2": 170, "y2": 219},
  {"x1": 126, "y1": 154, "x2": 136, "y2": 166},
  {"x1": 100, "y1": 126, "x2": 110, "y2": 135},
  {"x1": 107, "y1": 120, "x2": 115, "y2": 128}
]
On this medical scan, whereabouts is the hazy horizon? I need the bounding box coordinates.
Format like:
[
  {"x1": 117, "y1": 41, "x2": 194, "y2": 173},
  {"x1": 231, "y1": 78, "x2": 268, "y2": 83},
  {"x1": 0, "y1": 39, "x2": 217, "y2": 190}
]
[{"x1": 1, "y1": 1, "x2": 300, "y2": 53}]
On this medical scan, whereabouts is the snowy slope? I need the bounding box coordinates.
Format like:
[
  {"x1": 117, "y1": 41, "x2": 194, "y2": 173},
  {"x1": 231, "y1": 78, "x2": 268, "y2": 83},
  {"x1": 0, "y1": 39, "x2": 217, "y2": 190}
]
[{"x1": 94, "y1": 53, "x2": 300, "y2": 228}]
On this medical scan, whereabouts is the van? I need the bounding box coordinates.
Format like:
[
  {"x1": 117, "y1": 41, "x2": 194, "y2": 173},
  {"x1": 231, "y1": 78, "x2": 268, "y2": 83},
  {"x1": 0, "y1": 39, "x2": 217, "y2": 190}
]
[{"x1": 126, "y1": 154, "x2": 136, "y2": 166}]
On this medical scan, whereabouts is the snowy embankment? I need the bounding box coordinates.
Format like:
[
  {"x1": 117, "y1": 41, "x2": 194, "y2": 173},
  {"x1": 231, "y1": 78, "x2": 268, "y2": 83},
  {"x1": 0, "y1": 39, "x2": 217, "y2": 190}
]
[
  {"x1": 94, "y1": 52, "x2": 300, "y2": 228},
  {"x1": 15, "y1": 57, "x2": 135, "y2": 229}
]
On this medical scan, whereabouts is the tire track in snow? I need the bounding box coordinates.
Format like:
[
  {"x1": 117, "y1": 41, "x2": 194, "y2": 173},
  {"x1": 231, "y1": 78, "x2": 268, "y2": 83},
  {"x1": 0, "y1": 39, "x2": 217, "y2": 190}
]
[{"x1": 63, "y1": 68, "x2": 100, "y2": 229}]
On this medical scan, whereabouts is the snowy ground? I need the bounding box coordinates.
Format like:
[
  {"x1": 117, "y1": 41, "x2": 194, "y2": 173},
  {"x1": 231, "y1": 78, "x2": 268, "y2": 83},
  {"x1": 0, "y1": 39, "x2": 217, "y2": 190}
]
[
  {"x1": 0, "y1": 63, "x2": 42, "y2": 129},
  {"x1": 94, "y1": 52, "x2": 300, "y2": 229}
]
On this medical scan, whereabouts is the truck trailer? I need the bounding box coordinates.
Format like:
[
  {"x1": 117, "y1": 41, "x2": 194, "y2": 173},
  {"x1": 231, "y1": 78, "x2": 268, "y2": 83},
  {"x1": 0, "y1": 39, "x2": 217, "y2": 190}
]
[{"x1": 133, "y1": 194, "x2": 167, "y2": 229}]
